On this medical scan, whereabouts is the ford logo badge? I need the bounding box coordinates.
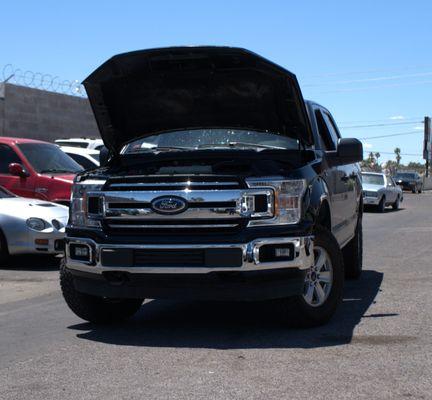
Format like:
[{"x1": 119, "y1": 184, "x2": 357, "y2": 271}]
[{"x1": 151, "y1": 196, "x2": 188, "y2": 215}]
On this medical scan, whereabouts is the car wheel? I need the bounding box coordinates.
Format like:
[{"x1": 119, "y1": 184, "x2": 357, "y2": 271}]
[
  {"x1": 0, "y1": 229, "x2": 9, "y2": 266},
  {"x1": 392, "y1": 195, "x2": 400, "y2": 210},
  {"x1": 343, "y1": 215, "x2": 363, "y2": 279},
  {"x1": 418, "y1": 186, "x2": 422, "y2": 194},
  {"x1": 377, "y1": 196, "x2": 386, "y2": 212},
  {"x1": 273, "y1": 226, "x2": 344, "y2": 328},
  {"x1": 412, "y1": 187, "x2": 416, "y2": 193},
  {"x1": 60, "y1": 258, "x2": 144, "y2": 324}
]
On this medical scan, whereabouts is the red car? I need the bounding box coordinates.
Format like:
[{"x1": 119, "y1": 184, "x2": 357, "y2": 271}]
[{"x1": 0, "y1": 137, "x2": 83, "y2": 205}]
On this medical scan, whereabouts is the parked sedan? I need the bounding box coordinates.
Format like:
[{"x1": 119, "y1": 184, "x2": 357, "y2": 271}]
[
  {"x1": 0, "y1": 186, "x2": 68, "y2": 262},
  {"x1": 393, "y1": 171, "x2": 423, "y2": 193},
  {"x1": 60, "y1": 146, "x2": 100, "y2": 170},
  {"x1": 362, "y1": 172, "x2": 403, "y2": 212}
]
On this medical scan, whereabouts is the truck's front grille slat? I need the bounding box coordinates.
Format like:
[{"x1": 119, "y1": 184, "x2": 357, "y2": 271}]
[{"x1": 98, "y1": 176, "x2": 273, "y2": 235}]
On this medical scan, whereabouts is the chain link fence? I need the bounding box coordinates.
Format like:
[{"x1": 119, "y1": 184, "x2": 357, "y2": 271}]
[{"x1": 1, "y1": 64, "x2": 87, "y2": 97}]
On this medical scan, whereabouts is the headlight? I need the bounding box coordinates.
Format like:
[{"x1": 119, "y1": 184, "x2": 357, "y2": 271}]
[
  {"x1": 70, "y1": 180, "x2": 105, "y2": 228},
  {"x1": 26, "y1": 218, "x2": 48, "y2": 231},
  {"x1": 246, "y1": 178, "x2": 306, "y2": 226}
]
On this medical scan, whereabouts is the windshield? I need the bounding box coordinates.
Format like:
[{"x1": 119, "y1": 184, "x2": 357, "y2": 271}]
[
  {"x1": 18, "y1": 143, "x2": 83, "y2": 173},
  {"x1": 362, "y1": 173, "x2": 384, "y2": 185},
  {"x1": 55, "y1": 141, "x2": 89, "y2": 148},
  {"x1": 0, "y1": 186, "x2": 15, "y2": 199},
  {"x1": 395, "y1": 173, "x2": 416, "y2": 179},
  {"x1": 122, "y1": 129, "x2": 299, "y2": 154}
]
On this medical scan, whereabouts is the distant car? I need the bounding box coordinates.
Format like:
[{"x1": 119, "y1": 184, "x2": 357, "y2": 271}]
[
  {"x1": 393, "y1": 171, "x2": 423, "y2": 193},
  {"x1": 0, "y1": 137, "x2": 83, "y2": 205},
  {"x1": 55, "y1": 138, "x2": 104, "y2": 151},
  {"x1": 61, "y1": 146, "x2": 100, "y2": 169},
  {"x1": 362, "y1": 172, "x2": 403, "y2": 212},
  {"x1": 0, "y1": 186, "x2": 68, "y2": 262}
]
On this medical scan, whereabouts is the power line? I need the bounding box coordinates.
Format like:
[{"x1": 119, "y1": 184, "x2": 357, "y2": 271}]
[
  {"x1": 359, "y1": 131, "x2": 422, "y2": 140},
  {"x1": 341, "y1": 121, "x2": 423, "y2": 129},
  {"x1": 339, "y1": 117, "x2": 423, "y2": 124},
  {"x1": 368, "y1": 150, "x2": 422, "y2": 157},
  {"x1": 303, "y1": 71, "x2": 432, "y2": 87}
]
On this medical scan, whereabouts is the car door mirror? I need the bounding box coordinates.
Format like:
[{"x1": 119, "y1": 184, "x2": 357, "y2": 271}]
[
  {"x1": 326, "y1": 138, "x2": 363, "y2": 167},
  {"x1": 8, "y1": 163, "x2": 29, "y2": 178},
  {"x1": 99, "y1": 146, "x2": 110, "y2": 167}
]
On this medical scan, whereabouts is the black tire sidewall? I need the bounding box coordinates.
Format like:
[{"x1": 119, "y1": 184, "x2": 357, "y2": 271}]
[{"x1": 290, "y1": 226, "x2": 344, "y2": 327}]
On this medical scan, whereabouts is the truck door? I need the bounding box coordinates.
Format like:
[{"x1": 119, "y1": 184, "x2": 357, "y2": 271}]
[{"x1": 314, "y1": 108, "x2": 358, "y2": 245}]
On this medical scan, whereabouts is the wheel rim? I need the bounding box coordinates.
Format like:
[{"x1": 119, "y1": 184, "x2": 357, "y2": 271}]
[{"x1": 303, "y1": 246, "x2": 333, "y2": 307}]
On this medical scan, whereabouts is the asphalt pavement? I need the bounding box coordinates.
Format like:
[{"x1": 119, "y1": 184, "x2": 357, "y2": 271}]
[{"x1": 0, "y1": 193, "x2": 431, "y2": 400}]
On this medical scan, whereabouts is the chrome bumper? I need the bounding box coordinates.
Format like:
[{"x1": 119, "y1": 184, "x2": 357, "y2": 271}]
[
  {"x1": 65, "y1": 236, "x2": 314, "y2": 274},
  {"x1": 363, "y1": 196, "x2": 380, "y2": 205}
]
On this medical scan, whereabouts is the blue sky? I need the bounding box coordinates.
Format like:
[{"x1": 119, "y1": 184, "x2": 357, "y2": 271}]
[{"x1": 1, "y1": 0, "x2": 432, "y2": 163}]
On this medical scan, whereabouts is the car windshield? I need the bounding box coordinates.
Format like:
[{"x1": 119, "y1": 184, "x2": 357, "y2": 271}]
[
  {"x1": 395, "y1": 173, "x2": 416, "y2": 179},
  {"x1": 362, "y1": 173, "x2": 384, "y2": 185},
  {"x1": 55, "y1": 141, "x2": 89, "y2": 148},
  {"x1": 122, "y1": 129, "x2": 299, "y2": 154},
  {"x1": 18, "y1": 143, "x2": 83, "y2": 173},
  {"x1": 0, "y1": 186, "x2": 16, "y2": 198}
]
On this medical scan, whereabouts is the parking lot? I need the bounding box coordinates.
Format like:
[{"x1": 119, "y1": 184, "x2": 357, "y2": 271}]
[{"x1": 0, "y1": 192, "x2": 431, "y2": 400}]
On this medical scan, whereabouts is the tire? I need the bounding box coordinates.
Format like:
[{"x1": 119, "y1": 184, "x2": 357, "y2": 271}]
[
  {"x1": 60, "y1": 258, "x2": 143, "y2": 324},
  {"x1": 273, "y1": 226, "x2": 344, "y2": 328},
  {"x1": 377, "y1": 196, "x2": 386, "y2": 212},
  {"x1": 392, "y1": 195, "x2": 400, "y2": 210},
  {"x1": 0, "y1": 229, "x2": 9, "y2": 266},
  {"x1": 418, "y1": 186, "x2": 422, "y2": 194},
  {"x1": 411, "y1": 188, "x2": 416, "y2": 193},
  {"x1": 343, "y1": 215, "x2": 363, "y2": 279}
]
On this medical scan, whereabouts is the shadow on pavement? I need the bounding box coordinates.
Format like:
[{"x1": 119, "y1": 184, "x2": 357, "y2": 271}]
[
  {"x1": 364, "y1": 206, "x2": 404, "y2": 213},
  {"x1": 69, "y1": 269, "x2": 387, "y2": 349},
  {"x1": 0, "y1": 255, "x2": 60, "y2": 271}
]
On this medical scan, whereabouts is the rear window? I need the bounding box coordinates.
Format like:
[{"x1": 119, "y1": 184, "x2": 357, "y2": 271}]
[{"x1": 55, "y1": 141, "x2": 89, "y2": 148}]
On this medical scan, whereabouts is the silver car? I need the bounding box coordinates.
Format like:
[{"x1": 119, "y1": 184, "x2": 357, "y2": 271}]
[
  {"x1": 0, "y1": 186, "x2": 68, "y2": 261},
  {"x1": 362, "y1": 172, "x2": 403, "y2": 212}
]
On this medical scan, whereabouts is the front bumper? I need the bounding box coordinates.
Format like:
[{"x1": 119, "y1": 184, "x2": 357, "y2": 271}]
[
  {"x1": 363, "y1": 196, "x2": 380, "y2": 205},
  {"x1": 65, "y1": 236, "x2": 313, "y2": 301},
  {"x1": 7, "y1": 228, "x2": 65, "y2": 256}
]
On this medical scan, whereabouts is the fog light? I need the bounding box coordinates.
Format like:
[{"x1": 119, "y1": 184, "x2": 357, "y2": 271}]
[
  {"x1": 70, "y1": 244, "x2": 91, "y2": 261},
  {"x1": 259, "y1": 244, "x2": 294, "y2": 263},
  {"x1": 275, "y1": 248, "x2": 291, "y2": 257}
]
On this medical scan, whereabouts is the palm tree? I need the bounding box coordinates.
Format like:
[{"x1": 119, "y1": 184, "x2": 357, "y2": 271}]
[{"x1": 394, "y1": 147, "x2": 401, "y2": 167}]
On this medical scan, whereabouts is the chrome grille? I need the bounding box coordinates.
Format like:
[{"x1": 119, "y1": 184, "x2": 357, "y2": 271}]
[{"x1": 92, "y1": 177, "x2": 274, "y2": 234}]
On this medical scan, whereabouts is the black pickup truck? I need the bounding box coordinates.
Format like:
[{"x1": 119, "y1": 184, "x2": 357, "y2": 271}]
[{"x1": 61, "y1": 47, "x2": 363, "y2": 327}]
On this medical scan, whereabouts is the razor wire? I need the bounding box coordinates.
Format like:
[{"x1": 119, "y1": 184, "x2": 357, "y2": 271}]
[{"x1": 1, "y1": 64, "x2": 87, "y2": 97}]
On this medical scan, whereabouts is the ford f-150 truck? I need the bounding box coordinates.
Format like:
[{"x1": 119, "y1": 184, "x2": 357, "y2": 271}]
[{"x1": 61, "y1": 47, "x2": 363, "y2": 327}]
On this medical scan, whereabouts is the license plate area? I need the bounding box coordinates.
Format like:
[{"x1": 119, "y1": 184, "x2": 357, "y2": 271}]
[{"x1": 100, "y1": 248, "x2": 243, "y2": 268}]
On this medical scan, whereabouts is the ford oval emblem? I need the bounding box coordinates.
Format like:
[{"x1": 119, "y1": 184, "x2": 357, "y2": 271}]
[{"x1": 151, "y1": 196, "x2": 188, "y2": 215}]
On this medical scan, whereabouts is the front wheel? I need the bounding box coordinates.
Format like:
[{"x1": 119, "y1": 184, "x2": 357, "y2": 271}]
[
  {"x1": 274, "y1": 226, "x2": 344, "y2": 327},
  {"x1": 60, "y1": 259, "x2": 144, "y2": 324},
  {"x1": 0, "y1": 229, "x2": 9, "y2": 266},
  {"x1": 377, "y1": 196, "x2": 386, "y2": 212}
]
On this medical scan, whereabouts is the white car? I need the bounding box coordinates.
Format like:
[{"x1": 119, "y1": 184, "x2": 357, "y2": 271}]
[
  {"x1": 0, "y1": 186, "x2": 68, "y2": 261},
  {"x1": 61, "y1": 146, "x2": 100, "y2": 169},
  {"x1": 55, "y1": 138, "x2": 104, "y2": 151},
  {"x1": 362, "y1": 172, "x2": 403, "y2": 212}
]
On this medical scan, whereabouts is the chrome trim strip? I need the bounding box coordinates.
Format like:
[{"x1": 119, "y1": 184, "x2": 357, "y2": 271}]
[
  {"x1": 107, "y1": 223, "x2": 239, "y2": 229},
  {"x1": 109, "y1": 181, "x2": 240, "y2": 188},
  {"x1": 65, "y1": 236, "x2": 314, "y2": 274}
]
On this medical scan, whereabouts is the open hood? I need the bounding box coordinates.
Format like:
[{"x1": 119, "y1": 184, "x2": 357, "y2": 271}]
[{"x1": 83, "y1": 46, "x2": 313, "y2": 154}]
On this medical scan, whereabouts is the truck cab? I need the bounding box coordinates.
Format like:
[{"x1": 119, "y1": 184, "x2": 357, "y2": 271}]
[{"x1": 61, "y1": 47, "x2": 363, "y2": 327}]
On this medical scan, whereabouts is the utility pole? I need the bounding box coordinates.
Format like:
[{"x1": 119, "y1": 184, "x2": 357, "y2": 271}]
[{"x1": 424, "y1": 117, "x2": 431, "y2": 177}]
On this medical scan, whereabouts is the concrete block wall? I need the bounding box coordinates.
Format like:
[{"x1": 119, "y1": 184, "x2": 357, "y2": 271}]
[{"x1": 0, "y1": 83, "x2": 99, "y2": 143}]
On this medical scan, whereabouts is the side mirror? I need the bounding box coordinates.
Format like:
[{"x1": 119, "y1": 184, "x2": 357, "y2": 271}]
[
  {"x1": 326, "y1": 138, "x2": 363, "y2": 167},
  {"x1": 99, "y1": 146, "x2": 110, "y2": 167},
  {"x1": 8, "y1": 163, "x2": 29, "y2": 178}
]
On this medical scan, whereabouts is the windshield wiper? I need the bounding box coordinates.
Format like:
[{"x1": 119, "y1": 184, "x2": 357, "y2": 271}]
[
  {"x1": 128, "y1": 146, "x2": 192, "y2": 154},
  {"x1": 197, "y1": 141, "x2": 287, "y2": 150}
]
